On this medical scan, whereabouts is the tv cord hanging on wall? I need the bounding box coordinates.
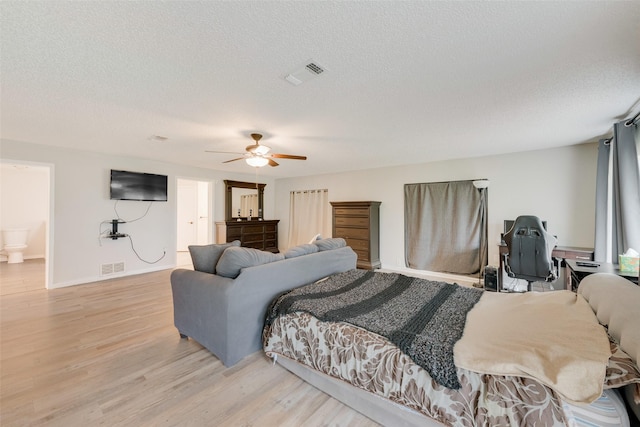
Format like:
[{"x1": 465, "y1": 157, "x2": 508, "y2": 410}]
[
  {"x1": 126, "y1": 234, "x2": 166, "y2": 264},
  {"x1": 113, "y1": 200, "x2": 153, "y2": 223}
]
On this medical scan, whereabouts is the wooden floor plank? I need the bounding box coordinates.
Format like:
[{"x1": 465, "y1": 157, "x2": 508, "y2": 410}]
[{"x1": 0, "y1": 259, "x2": 379, "y2": 426}]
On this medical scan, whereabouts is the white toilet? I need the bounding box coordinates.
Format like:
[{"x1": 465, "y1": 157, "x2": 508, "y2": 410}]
[{"x1": 2, "y1": 229, "x2": 29, "y2": 264}]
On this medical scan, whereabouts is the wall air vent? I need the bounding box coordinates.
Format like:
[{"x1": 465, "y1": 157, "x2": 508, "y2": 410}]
[
  {"x1": 284, "y1": 59, "x2": 328, "y2": 86},
  {"x1": 101, "y1": 263, "x2": 114, "y2": 276},
  {"x1": 113, "y1": 262, "x2": 125, "y2": 274},
  {"x1": 100, "y1": 261, "x2": 125, "y2": 276}
]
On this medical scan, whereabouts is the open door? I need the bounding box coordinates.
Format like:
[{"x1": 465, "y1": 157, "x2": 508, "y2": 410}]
[{"x1": 176, "y1": 179, "x2": 211, "y2": 255}]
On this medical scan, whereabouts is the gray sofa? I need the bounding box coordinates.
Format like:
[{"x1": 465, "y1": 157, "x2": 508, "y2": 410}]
[{"x1": 171, "y1": 242, "x2": 357, "y2": 367}]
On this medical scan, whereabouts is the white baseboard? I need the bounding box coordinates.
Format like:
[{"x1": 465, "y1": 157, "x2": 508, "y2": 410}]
[
  {"x1": 0, "y1": 254, "x2": 45, "y2": 262},
  {"x1": 48, "y1": 264, "x2": 173, "y2": 289}
]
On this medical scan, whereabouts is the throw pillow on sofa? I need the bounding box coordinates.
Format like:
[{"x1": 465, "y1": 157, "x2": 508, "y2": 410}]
[
  {"x1": 188, "y1": 240, "x2": 240, "y2": 274},
  {"x1": 313, "y1": 237, "x2": 347, "y2": 251},
  {"x1": 284, "y1": 243, "x2": 319, "y2": 259},
  {"x1": 308, "y1": 233, "x2": 323, "y2": 244},
  {"x1": 216, "y1": 246, "x2": 285, "y2": 279}
]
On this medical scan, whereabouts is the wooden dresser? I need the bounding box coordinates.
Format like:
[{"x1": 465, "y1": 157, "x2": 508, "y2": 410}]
[
  {"x1": 331, "y1": 201, "x2": 381, "y2": 270},
  {"x1": 220, "y1": 220, "x2": 279, "y2": 253}
]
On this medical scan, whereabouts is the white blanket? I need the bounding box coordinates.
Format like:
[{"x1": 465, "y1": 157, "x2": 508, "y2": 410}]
[{"x1": 454, "y1": 290, "x2": 611, "y2": 404}]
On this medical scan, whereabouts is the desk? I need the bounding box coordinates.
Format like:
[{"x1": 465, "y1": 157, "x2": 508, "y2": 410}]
[
  {"x1": 566, "y1": 259, "x2": 639, "y2": 291},
  {"x1": 498, "y1": 244, "x2": 594, "y2": 291}
]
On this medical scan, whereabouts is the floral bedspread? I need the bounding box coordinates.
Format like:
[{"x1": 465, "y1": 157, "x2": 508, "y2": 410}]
[
  {"x1": 264, "y1": 312, "x2": 567, "y2": 426},
  {"x1": 264, "y1": 311, "x2": 640, "y2": 426}
]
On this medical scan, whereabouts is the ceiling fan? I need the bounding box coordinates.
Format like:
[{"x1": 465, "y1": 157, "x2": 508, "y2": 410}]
[{"x1": 206, "y1": 133, "x2": 307, "y2": 167}]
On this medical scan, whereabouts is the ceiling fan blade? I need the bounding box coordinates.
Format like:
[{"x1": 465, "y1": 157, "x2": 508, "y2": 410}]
[
  {"x1": 268, "y1": 159, "x2": 279, "y2": 167},
  {"x1": 222, "y1": 157, "x2": 245, "y2": 163},
  {"x1": 206, "y1": 150, "x2": 245, "y2": 155},
  {"x1": 270, "y1": 153, "x2": 307, "y2": 160}
]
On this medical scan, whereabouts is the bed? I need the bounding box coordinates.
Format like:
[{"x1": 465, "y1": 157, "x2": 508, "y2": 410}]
[{"x1": 263, "y1": 270, "x2": 640, "y2": 426}]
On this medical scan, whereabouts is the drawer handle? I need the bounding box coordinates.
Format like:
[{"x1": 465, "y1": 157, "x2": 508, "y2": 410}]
[{"x1": 575, "y1": 256, "x2": 591, "y2": 260}]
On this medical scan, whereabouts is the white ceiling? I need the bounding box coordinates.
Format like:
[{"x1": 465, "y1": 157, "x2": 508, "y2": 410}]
[{"x1": 1, "y1": 1, "x2": 639, "y2": 178}]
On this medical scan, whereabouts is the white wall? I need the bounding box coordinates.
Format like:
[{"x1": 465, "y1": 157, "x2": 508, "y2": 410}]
[
  {"x1": 275, "y1": 143, "x2": 599, "y2": 272},
  {"x1": 2, "y1": 138, "x2": 598, "y2": 287},
  {"x1": 0, "y1": 163, "x2": 49, "y2": 260},
  {"x1": 1, "y1": 140, "x2": 275, "y2": 288}
]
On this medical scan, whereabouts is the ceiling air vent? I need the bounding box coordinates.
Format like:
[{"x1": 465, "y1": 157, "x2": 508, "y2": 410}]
[
  {"x1": 284, "y1": 59, "x2": 327, "y2": 86},
  {"x1": 305, "y1": 62, "x2": 324, "y2": 75}
]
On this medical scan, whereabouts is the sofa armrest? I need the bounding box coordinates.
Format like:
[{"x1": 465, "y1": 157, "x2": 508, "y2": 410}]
[{"x1": 170, "y1": 269, "x2": 234, "y2": 355}]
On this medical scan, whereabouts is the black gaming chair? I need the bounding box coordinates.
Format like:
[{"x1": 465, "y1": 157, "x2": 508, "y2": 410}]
[{"x1": 503, "y1": 215, "x2": 558, "y2": 292}]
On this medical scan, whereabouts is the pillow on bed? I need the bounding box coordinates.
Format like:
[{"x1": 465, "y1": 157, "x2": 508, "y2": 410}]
[
  {"x1": 215, "y1": 246, "x2": 285, "y2": 279},
  {"x1": 604, "y1": 338, "x2": 640, "y2": 390},
  {"x1": 605, "y1": 341, "x2": 640, "y2": 417},
  {"x1": 284, "y1": 244, "x2": 319, "y2": 259},
  {"x1": 313, "y1": 237, "x2": 346, "y2": 251},
  {"x1": 188, "y1": 240, "x2": 240, "y2": 274}
]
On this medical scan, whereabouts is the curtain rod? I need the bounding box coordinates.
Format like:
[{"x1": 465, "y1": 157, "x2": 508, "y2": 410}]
[
  {"x1": 405, "y1": 179, "x2": 480, "y2": 186},
  {"x1": 599, "y1": 107, "x2": 638, "y2": 144},
  {"x1": 603, "y1": 109, "x2": 639, "y2": 143},
  {"x1": 625, "y1": 110, "x2": 640, "y2": 127},
  {"x1": 405, "y1": 178, "x2": 476, "y2": 185}
]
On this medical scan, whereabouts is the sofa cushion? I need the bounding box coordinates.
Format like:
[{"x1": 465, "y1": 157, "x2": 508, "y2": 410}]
[
  {"x1": 188, "y1": 240, "x2": 240, "y2": 274},
  {"x1": 216, "y1": 246, "x2": 285, "y2": 279},
  {"x1": 313, "y1": 237, "x2": 347, "y2": 251},
  {"x1": 284, "y1": 243, "x2": 319, "y2": 259}
]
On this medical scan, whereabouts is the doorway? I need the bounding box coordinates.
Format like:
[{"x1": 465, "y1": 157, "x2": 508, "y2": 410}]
[
  {"x1": 0, "y1": 160, "x2": 52, "y2": 294},
  {"x1": 176, "y1": 179, "x2": 212, "y2": 267}
]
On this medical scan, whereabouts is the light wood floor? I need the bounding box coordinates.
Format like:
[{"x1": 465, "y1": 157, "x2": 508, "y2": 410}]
[
  {"x1": 0, "y1": 259, "x2": 379, "y2": 426},
  {"x1": 0, "y1": 258, "x2": 46, "y2": 296}
]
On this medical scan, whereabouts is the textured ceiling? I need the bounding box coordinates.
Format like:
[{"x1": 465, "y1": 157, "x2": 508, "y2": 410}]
[{"x1": 1, "y1": 1, "x2": 639, "y2": 177}]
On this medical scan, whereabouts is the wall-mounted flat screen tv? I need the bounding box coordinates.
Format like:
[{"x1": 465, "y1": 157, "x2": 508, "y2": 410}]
[{"x1": 110, "y1": 169, "x2": 168, "y2": 202}]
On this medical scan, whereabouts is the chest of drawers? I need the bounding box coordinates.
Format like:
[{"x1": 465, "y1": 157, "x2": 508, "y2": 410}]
[{"x1": 331, "y1": 201, "x2": 381, "y2": 270}]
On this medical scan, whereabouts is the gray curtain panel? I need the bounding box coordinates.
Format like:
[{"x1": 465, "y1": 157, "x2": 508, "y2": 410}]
[
  {"x1": 594, "y1": 121, "x2": 640, "y2": 262},
  {"x1": 404, "y1": 180, "x2": 487, "y2": 275},
  {"x1": 594, "y1": 139, "x2": 611, "y2": 262}
]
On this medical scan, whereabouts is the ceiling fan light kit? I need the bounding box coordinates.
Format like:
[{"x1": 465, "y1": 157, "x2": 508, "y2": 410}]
[
  {"x1": 246, "y1": 156, "x2": 269, "y2": 167},
  {"x1": 251, "y1": 145, "x2": 270, "y2": 155}
]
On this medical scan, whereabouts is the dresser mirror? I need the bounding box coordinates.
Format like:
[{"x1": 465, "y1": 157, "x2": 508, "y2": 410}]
[{"x1": 224, "y1": 180, "x2": 265, "y2": 221}]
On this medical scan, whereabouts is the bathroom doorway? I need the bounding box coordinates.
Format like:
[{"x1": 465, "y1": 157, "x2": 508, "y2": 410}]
[
  {"x1": 176, "y1": 179, "x2": 212, "y2": 268},
  {"x1": 0, "y1": 160, "x2": 52, "y2": 294}
]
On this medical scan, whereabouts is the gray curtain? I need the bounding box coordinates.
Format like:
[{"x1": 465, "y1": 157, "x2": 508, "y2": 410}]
[
  {"x1": 404, "y1": 180, "x2": 487, "y2": 275},
  {"x1": 594, "y1": 121, "x2": 640, "y2": 262}
]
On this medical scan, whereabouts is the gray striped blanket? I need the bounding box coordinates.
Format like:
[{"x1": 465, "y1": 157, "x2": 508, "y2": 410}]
[{"x1": 265, "y1": 269, "x2": 483, "y2": 389}]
